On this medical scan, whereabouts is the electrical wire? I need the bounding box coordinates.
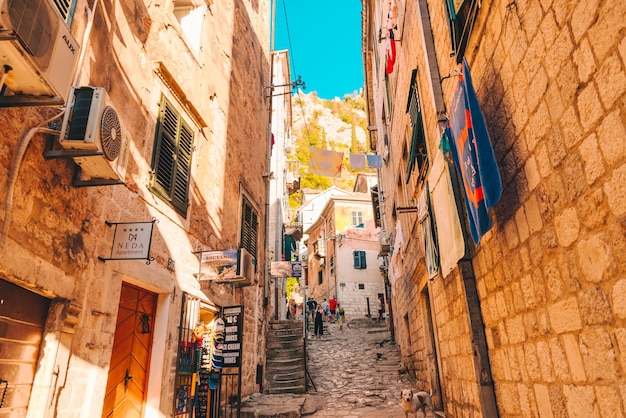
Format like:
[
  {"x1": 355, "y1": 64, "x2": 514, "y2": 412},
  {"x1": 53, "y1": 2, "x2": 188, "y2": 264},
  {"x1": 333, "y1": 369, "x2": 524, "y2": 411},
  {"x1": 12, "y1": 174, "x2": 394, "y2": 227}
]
[{"x1": 278, "y1": 0, "x2": 312, "y2": 144}]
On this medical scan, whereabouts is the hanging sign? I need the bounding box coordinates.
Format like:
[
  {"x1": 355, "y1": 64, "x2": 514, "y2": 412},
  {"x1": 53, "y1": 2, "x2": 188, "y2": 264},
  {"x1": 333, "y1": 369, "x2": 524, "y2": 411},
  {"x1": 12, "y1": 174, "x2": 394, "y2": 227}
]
[
  {"x1": 98, "y1": 219, "x2": 156, "y2": 264},
  {"x1": 222, "y1": 305, "x2": 243, "y2": 368},
  {"x1": 270, "y1": 261, "x2": 292, "y2": 277},
  {"x1": 197, "y1": 250, "x2": 239, "y2": 281},
  {"x1": 291, "y1": 261, "x2": 302, "y2": 278}
]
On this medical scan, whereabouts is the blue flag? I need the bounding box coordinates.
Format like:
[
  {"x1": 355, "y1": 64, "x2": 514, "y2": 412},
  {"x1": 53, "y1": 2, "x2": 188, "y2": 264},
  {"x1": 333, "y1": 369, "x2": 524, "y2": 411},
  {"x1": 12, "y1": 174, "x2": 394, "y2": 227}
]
[{"x1": 447, "y1": 58, "x2": 502, "y2": 244}]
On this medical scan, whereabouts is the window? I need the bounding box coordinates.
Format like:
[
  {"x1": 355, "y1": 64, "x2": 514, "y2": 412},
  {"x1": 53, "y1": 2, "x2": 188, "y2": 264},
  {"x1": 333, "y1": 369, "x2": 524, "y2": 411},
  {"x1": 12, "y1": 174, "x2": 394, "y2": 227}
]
[
  {"x1": 358, "y1": 283, "x2": 365, "y2": 290},
  {"x1": 406, "y1": 69, "x2": 429, "y2": 188},
  {"x1": 353, "y1": 251, "x2": 367, "y2": 269},
  {"x1": 151, "y1": 95, "x2": 194, "y2": 216},
  {"x1": 443, "y1": 0, "x2": 480, "y2": 63},
  {"x1": 174, "y1": 0, "x2": 204, "y2": 54},
  {"x1": 240, "y1": 196, "x2": 259, "y2": 258},
  {"x1": 318, "y1": 270, "x2": 323, "y2": 285},
  {"x1": 351, "y1": 211, "x2": 364, "y2": 228},
  {"x1": 53, "y1": 0, "x2": 78, "y2": 25}
]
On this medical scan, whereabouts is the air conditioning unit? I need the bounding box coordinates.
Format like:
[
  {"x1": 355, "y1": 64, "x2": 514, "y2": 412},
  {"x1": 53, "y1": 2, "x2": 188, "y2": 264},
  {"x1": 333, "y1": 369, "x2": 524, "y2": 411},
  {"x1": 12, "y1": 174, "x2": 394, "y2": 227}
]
[
  {"x1": 235, "y1": 248, "x2": 256, "y2": 286},
  {"x1": 58, "y1": 86, "x2": 126, "y2": 181},
  {"x1": 0, "y1": 0, "x2": 80, "y2": 102}
]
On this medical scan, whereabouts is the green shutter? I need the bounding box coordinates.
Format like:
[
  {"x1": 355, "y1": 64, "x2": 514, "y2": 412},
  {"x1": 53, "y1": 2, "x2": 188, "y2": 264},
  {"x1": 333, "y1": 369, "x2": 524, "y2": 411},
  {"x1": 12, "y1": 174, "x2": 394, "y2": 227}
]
[
  {"x1": 152, "y1": 96, "x2": 193, "y2": 216},
  {"x1": 240, "y1": 198, "x2": 258, "y2": 258}
]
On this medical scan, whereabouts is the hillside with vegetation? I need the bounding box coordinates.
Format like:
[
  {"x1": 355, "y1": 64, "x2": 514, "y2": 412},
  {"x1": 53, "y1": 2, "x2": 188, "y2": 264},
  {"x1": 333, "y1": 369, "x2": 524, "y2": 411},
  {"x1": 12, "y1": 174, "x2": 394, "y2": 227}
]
[{"x1": 289, "y1": 90, "x2": 374, "y2": 207}]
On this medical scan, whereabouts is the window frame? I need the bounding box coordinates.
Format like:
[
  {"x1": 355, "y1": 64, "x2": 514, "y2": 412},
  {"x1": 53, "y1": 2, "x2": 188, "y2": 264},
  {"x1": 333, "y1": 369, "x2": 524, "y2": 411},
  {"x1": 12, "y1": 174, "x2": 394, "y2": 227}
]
[
  {"x1": 150, "y1": 95, "x2": 194, "y2": 217},
  {"x1": 443, "y1": 0, "x2": 480, "y2": 63},
  {"x1": 240, "y1": 195, "x2": 259, "y2": 259},
  {"x1": 351, "y1": 211, "x2": 364, "y2": 228},
  {"x1": 353, "y1": 250, "x2": 367, "y2": 269},
  {"x1": 405, "y1": 69, "x2": 429, "y2": 188}
]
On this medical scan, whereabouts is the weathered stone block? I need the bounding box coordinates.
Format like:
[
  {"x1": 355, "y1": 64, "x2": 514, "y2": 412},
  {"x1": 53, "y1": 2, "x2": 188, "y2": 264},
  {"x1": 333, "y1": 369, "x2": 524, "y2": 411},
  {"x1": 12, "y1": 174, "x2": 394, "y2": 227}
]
[
  {"x1": 534, "y1": 383, "x2": 555, "y2": 418},
  {"x1": 554, "y1": 206, "x2": 580, "y2": 247},
  {"x1": 562, "y1": 333, "x2": 587, "y2": 382},
  {"x1": 563, "y1": 384, "x2": 599, "y2": 417},
  {"x1": 548, "y1": 298, "x2": 582, "y2": 333},
  {"x1": 579, "y1": 287, "x2": 612, "y2": 325},
  {"x1": 576, "y1": 233, "x2": 614, "y2": 283},
  {"x1": 612, "y1": 280, "x2": 626, "y2": 319},
  {"x1": 579, "y1": 134, "x2": 605, "y2": 185},
  {"x1": 549, "y1": 337, "x2": 570, "y2": 381}
]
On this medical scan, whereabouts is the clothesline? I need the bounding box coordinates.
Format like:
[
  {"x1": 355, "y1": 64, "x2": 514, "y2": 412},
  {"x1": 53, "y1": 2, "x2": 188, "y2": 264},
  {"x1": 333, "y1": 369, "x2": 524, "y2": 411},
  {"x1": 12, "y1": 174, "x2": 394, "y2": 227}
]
[{"x1": 308, "y1": 146, "x2": 383, "y2": 178}]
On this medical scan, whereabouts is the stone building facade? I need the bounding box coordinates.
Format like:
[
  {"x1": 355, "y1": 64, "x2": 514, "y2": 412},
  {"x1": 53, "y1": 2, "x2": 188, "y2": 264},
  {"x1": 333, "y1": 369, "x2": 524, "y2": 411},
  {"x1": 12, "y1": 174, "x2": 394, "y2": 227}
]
[
  {"x1": 0, "y1": 0, "x2": 274, "y2": 417},
  {"x1": 364, "y1": 0, "x2": 626, "y2": 416},
  {"x1": 304, "y1": 194, "x2": 384, "y2": 320}
]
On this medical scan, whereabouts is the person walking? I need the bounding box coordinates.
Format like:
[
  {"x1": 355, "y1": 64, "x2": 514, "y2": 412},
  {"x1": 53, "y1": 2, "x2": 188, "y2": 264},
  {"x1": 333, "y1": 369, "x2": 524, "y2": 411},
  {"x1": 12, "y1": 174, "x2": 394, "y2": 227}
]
[
  {"x1": 329, "y1": 296, "x2": 337, "y2": 323},
  {"x1": 321, "y1": 298, "x2": 330, "y2": 321},
  {"x1": 306, "y1": 297, "x2": 318, "y2": 322},
  {"x1": 314, "y1": 304, "x2": 325, "y2": 339},
  {"x1": 337, "y1": 303, "x2": 345, "y2": 331}
]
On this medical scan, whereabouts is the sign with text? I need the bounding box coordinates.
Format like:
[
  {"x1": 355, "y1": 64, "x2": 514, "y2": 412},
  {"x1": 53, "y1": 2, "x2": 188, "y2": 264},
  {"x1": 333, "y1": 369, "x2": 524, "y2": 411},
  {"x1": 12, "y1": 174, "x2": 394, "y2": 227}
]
[
  {"x1": 291, "y1": 261, "x2": 302, "y2": 278},
  {"x1": 222, "y1": 305, "x2": 243, "y2": 368},
  {"x1": 270, "y1": 261, "x2": 292, "y2": 277},
  {"x1": 198, "y1": 250, "x2": 238, "y2": 280},
  {"x1": 99, "y1": 219, "x2": 155, "y2": 263}
]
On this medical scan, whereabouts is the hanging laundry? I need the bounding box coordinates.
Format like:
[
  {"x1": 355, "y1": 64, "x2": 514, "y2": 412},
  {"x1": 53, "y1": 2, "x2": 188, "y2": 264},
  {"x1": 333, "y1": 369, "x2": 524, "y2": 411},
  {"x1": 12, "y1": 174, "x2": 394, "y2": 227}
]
[
  {"x1": 428, "y1": 146, "x2": 465, "y2": 277},
  {"x1": 350, "y1": 153, "x2": 366, "y2": 169},
  {"x1": 386, "y1": 29, "x2": 396, "y2": 74},
  {"x1": 309, "y1": 146, "x2": 343, "y2": 178},
  {"x1": 447, "y1": 57, "x2": 502, "y2": 244},
  {"x1": 366, "y1": 154, "x2": 382, "y2": 168}
]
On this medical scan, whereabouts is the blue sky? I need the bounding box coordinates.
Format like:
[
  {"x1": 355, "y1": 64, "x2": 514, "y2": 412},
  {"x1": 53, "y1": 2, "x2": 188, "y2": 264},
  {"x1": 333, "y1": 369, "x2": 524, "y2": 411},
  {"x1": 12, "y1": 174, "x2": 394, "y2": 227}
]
[{"x1": 273, "y1": 0, "x2": 364, "y2": 100}]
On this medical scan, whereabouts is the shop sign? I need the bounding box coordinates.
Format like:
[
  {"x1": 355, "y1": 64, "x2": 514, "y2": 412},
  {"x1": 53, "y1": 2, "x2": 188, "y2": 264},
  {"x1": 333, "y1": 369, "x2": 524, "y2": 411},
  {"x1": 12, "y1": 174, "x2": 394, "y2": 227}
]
[
  {"x1": 270, "y1": 261, "x2": 292, "y2": 277},
  {"x1": 291, "y1": 261, "x2": 302, "y2": 278},
  {"x1": 198, "y1": 250, "x2": 239, "y2": 280},
  {"x1": 98, "y1": 219, "x2": 156, "y2": 264},
  {"x1": 222, "y1": 305, "x2": 243, "y2": 368}
]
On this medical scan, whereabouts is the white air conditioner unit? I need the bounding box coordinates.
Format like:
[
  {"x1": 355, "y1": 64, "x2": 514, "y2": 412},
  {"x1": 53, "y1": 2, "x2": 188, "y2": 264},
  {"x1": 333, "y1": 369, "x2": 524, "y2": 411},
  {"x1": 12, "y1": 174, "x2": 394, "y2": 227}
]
[
  {"x1": 0, "y1": 0, "x2": 80, "y2": 102},
  {"x1": 235, "y1": 248, "x2": 256, "y2": 286},
  {"x1": 58, "y1": 86, "x2": 126, "y2": 181}
]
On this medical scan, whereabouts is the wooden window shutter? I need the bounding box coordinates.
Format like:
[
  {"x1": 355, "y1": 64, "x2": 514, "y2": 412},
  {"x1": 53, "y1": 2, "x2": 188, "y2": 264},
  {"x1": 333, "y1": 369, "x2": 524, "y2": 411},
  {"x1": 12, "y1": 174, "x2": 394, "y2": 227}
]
[{"x1": 152, "y1": 96, "x2": 193, "y2": 216}]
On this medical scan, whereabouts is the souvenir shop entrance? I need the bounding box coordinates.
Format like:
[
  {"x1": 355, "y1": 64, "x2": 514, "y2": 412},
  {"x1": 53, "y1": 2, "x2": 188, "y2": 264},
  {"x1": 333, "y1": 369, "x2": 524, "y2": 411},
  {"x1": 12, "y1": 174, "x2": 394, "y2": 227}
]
[{"x1": 174, "y1": 294, "x2": 243, "y2": 418}]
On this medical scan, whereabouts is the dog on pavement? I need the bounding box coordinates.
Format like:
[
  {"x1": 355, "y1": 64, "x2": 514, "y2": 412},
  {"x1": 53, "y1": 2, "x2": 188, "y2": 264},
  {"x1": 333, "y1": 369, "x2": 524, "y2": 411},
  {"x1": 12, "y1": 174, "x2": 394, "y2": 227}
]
[{"x1": 401, "y1": 389, "x2": 434, "y2": 418}]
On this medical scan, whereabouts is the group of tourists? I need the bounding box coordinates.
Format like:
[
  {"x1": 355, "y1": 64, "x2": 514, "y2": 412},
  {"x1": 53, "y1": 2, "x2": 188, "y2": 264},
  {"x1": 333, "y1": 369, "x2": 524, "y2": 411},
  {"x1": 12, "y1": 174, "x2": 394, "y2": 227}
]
[{"x1": 305, "y1": 295, "x2": 345, "y2": 338}]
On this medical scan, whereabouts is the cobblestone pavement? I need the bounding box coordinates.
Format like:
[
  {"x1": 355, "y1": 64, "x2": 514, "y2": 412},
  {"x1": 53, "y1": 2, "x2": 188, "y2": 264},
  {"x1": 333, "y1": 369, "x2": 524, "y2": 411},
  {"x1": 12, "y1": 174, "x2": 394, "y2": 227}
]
[{"x1": 303, "y1": 320, "x2": 435, "y2": 418}]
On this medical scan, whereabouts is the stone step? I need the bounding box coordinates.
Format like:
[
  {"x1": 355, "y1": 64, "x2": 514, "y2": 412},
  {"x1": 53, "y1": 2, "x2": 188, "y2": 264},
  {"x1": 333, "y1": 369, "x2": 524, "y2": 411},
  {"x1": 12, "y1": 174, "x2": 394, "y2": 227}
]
[
  {"x1": 267, "y1": 370, "x2": 305, "y2": 382},
  {"x1": 267, "y1": 339, "x2": 303, "y2": 349},
  {"x1": 266, "y1": 348, "x2": 304, "y2": 359},
  {"x1": 265, "y1": 385, "x2": 306, "y2": 395}
]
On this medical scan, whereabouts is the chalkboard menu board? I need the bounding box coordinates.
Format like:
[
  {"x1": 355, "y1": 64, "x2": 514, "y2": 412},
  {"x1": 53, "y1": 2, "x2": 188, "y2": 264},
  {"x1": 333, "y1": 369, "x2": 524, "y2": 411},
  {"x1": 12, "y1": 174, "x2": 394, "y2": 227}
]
[{"x1": 222, "y1": 305, "x2": 243, "y2": 367}]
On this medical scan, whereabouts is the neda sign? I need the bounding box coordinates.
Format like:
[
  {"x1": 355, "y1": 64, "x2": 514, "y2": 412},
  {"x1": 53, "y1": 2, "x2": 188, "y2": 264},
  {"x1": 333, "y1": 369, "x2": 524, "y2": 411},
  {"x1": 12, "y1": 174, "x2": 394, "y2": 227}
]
[{"x1": 99, "y1": 219, "x2": 156, "y2": 263}]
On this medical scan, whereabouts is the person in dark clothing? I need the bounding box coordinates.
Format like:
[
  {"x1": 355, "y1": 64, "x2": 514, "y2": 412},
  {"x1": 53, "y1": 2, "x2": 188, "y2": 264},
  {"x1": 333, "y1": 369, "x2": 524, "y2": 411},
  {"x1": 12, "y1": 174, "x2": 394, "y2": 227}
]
[
  {"x1": 314, "y1": 304, "x2": 324, "y2": 339},
  {"x1": 306, "y1": 297, "x2": 318, "y2": 322}
]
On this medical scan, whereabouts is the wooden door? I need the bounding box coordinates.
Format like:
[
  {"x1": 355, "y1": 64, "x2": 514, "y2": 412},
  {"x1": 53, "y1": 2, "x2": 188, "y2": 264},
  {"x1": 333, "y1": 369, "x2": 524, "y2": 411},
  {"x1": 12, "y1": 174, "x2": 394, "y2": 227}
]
[
  {"x1": 102, "y1": 284, "x2": 157, "y2": 418},
  {"x1": 0, "y1": 280, "x2": 49, "y2": 418}
]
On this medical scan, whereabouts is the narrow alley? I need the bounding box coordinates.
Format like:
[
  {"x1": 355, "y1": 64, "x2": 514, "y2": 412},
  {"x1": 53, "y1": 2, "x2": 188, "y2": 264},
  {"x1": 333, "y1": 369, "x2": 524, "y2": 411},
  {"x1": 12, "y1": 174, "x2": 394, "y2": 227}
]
[{"x1": 240, "y1": 318, "x2": 437, "y2": 418}]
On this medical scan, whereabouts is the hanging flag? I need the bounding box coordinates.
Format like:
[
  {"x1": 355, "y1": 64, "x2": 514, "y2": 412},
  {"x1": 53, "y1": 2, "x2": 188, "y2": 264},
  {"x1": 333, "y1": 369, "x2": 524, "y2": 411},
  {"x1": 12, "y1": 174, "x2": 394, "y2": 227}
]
[
  {"x1": 350, "y1": 153, "x2": 366, "y2": 169},
  {"x1": 447, "y1": 57, "x2": 502, "y2": 244},
  {"x1": 386, "y1": 29, "x2": 396, "y2": 74},
  {"x1": 428, "y1": 146, "x2": 464, "y2": 277},
  {"x1": 309, "y1": 146, "x2": 343, "y2": 178},
  {"x1": 366, "y1": 154, "x2": 382, "y2": 168}
]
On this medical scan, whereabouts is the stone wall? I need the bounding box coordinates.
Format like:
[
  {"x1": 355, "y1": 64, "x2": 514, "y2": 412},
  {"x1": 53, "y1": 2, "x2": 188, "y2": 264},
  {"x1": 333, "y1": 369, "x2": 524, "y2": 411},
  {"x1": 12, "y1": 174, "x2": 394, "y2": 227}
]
[
  {"x1": 0, "y1": 0, "x2": 271, "y2": 416},
  {"x1": 369, "y1": 0, "x2": 626, "y2": 416}
]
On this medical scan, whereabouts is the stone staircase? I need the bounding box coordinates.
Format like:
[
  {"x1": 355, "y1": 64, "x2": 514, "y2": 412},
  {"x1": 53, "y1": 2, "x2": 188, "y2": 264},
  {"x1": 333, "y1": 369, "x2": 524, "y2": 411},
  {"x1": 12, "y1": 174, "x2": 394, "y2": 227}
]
[{"x1": 264, "y1": 320, "x2": 306, "y2": 394}]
